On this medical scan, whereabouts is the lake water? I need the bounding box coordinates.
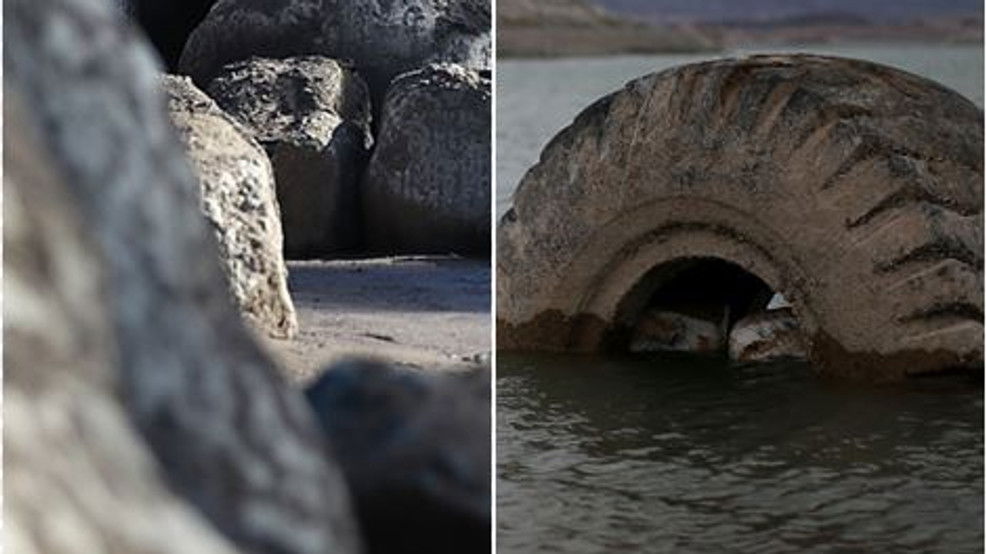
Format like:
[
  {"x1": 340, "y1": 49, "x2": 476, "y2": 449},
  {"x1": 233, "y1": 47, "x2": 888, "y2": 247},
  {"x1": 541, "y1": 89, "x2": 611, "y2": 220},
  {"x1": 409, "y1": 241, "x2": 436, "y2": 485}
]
[
  {"x1": 496, "y1": 44, "x2": 984, "y2": 553},
  {"x1": 498, "y1": 354, "x2": 982, "y2": 552},
  {"x1": 496, "y1": 43, "x2": 984, "y2": 218}
]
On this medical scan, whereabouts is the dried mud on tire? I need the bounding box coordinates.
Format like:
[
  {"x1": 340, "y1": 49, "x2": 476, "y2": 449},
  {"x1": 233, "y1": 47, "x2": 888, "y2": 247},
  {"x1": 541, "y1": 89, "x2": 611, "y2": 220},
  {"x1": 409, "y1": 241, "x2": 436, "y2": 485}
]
[{"x1": 497, "y1": 54, "x2": 984, "y2": 381}]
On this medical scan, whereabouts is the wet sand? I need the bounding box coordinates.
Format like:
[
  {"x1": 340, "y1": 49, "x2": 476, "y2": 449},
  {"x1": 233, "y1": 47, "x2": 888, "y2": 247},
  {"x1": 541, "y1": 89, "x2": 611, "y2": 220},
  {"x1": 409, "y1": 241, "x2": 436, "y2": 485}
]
[{"x1": 261, "y1": 256, "x2": 491, "y2": 384}]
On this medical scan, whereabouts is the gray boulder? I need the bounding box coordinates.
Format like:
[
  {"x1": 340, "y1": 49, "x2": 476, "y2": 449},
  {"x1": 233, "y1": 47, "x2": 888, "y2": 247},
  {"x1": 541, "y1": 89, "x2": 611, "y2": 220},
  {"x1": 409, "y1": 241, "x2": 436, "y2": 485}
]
[
  {"x1": 207, "y1": 56, "x2": 373, "y2": 258},
  {"x1": 5, "y1": 0, "x2": 362, "y2": 552},
  {"x1": 306, "y1": 359, "x2": 491, "y2": 554},
  {"x1": 362, "y1": 64, "x2": 491, "y2": 255},
  {"x1": 4, "y1": 92, "x2": 239, "y2": 554},
  {"x1": 178, "y1": 0, "x2": 490, "y2": 106},
  {"x1": 163, "y1": 75, "x2": 298, "y2": 338}
]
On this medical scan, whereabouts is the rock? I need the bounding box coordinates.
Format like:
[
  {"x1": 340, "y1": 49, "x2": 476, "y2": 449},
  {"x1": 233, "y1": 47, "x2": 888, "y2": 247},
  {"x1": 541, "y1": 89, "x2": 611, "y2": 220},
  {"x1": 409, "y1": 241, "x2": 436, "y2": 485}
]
[
  {"x1": 6, "y1": 0, "x2": 362, "y2": 552},
  {"x1": 729, "y1": 309, "x2": 808, "y2": 363},
  {"x1": 178, "y1": 0, "x2": 491, "y2": 107},
  {"x1": 206, "y1": 56, "x2": 373, "y2": 258},
  {"x1": 362, "y1": 64, "x2": 491, "y2": 255},
  {"x1": 306, "y1": 359, "x2": 491, "y2": 554},
  {"x1": 766, "y1": 292, "x2": 792, "y2": 310},
  {"x1": 497, "y1": 54, "x2": 983, "y2": 380},
  {"x1": 630, "y1": 309, "x2": 725, "y2": 353},
  {"x1": 163, "y1": 75, "x2": 298, "y2": 338},
  {"x1": 4, "y1": 91, "x2": 239, "y2": 554},
  {"x1": 120, "y1": 0, "x2": 217, "y2": 70}
]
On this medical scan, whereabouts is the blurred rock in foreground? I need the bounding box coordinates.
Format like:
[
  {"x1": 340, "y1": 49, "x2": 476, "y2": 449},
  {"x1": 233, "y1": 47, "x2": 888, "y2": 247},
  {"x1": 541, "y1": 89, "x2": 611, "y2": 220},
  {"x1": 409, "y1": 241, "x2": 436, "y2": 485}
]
[
  {"x1": 306, "y1": 360, "x2": 491, "y2": 554},
  {"x1": 5, "y1": 0, "x2": 362, "y2": 551}
]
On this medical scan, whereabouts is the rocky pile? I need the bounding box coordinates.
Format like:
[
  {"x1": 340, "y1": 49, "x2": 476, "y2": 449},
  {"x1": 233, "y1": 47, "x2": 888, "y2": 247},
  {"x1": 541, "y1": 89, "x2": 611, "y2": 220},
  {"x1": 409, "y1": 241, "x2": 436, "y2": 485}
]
[
  {"x1": 207, "y1": 56, "x2": 373, "y2": 258},
  {"x1": 178, "y1": 0, "x2": 491, "y2": 108},
  {"x1": 118, "y1": 0, "x2": 491, "y2": 260},
  {"x1": 7, "y1": 0, "x2": 490, "y2": 552}
]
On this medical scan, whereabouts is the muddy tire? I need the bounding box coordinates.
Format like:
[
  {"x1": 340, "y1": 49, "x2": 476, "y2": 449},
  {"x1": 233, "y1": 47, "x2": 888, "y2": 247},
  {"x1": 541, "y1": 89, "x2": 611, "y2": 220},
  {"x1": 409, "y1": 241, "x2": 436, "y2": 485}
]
[{"x1": 497, "y1": 55, "x2": 983, "y2": 380}]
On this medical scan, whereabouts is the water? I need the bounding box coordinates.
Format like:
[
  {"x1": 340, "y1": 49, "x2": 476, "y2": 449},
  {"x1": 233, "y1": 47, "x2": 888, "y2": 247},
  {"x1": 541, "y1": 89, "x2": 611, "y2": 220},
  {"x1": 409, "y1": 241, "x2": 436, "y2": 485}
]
[
  {"x1": 496, "y1": 43, "x2": 985, "y2": 218},
  {"x1": 497, "y1": 353, "x2": 983, "y2": 552},
  {"x1": 495, "y1": 43, "x2": 984, "y2": 552}
]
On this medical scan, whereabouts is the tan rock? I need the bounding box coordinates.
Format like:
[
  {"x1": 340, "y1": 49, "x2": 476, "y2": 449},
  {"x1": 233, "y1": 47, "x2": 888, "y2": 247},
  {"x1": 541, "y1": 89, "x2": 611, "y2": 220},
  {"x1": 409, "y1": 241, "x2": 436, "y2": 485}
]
[{"x1": 163, "y1": 74, "x2": 298, "y2": 338}]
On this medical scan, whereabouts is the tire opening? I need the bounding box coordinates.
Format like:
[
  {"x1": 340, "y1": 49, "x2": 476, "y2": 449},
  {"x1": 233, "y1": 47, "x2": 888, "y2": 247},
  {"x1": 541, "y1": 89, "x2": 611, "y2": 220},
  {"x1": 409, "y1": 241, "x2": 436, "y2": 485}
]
[{"x1": 614, "y1": 257, "x2": 780, "y2": 354}]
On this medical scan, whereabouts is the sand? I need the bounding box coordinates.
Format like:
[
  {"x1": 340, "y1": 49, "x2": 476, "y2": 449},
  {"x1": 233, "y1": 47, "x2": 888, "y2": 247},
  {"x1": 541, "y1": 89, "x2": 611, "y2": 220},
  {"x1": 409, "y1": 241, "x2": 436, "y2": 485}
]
[{"x1": 260, "y1": 256, "x2": 491, "y2": 384}]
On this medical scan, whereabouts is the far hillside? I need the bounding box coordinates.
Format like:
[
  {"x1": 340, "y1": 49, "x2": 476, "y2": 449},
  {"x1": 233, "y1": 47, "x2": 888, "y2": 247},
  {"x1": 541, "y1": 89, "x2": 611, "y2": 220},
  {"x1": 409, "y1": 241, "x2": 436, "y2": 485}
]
[
  {"x1": 498, "y1": 0, "x2": 720, "y2": 57},
  {"x1": 593, "y1": 0, "x2": 983, "y2": 44}
]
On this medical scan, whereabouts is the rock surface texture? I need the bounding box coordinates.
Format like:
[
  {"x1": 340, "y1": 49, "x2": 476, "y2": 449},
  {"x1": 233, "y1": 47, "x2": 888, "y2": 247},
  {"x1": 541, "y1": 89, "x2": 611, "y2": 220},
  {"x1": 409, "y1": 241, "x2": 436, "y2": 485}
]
[
  {"x1": 4, "y1": 93, "x2": 240, "y2": 554},
  {"x1": 363, "y1": 64, "x2": 491, "y2": 255},
  {"x1": 729, "y1": 309, "x2": 809, "y2": 362},
  {"x1": 497, "y1": 55, "x2": 984, "y2": 381},
  {"x1": 163, "y1": 75, "x2": 298, "y2": 338},
  {"x1": 6, "y1": 0, "x2": 362, "y2": 552},
  {"x1": 207, "y1": 56, "x2": 373, "y2": 258},
  {"x1": 306, "y1": 359, "x2": 491, "y2": 554},
  {"x1": 179, "y1": 0, "x2": 490, "y2": 106}
]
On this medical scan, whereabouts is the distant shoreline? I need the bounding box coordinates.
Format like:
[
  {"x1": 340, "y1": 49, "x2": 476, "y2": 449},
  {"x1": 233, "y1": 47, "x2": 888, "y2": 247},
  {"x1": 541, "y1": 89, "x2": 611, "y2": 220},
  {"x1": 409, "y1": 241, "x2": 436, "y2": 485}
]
[
  {"x1": 498, "y1": 15, "x2": 982, "y2": 59},
  {"x1": 498, "y1": 36, "x2": 982, "y2": 59},
  {"x1": 497, "y1": 24, "x2": 721, "y2": 58}
]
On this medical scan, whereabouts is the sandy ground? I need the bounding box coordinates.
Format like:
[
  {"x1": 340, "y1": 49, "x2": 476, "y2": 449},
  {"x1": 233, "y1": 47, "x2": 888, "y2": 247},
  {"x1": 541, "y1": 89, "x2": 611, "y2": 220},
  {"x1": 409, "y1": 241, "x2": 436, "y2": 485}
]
[{"x1": 261, "y1": 256, "x2": 491, "y2": 384}]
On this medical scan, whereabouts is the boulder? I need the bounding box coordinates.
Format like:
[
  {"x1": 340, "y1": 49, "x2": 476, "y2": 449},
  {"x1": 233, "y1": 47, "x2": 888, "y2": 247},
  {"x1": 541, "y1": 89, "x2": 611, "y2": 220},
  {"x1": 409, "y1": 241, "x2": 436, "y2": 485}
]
[
  {"x1": 629, "y1": 309, "x2": 725, "y2": 354},
  {"x1": 206, "y1": 56, "x2": 373, "y2": 258},
  {"x1": 6, "y1": 0, "x2": 362, "y2": 552},
  {"x1": 306, "y1": 359, "x2": 491, "y2": 554},
  {"x1": 178, "y1": 0, "x2": 491, "y2": 106},
  {"x1": 729, "y1": 309, "x2": 808, "y2": 363},
  {"x1": 163, "y1": 75, "x2": 298, "y2": 338},
  {"x1": 4, "y1": 91, "x2": 239, "y2": 554},
  {"x1": 362, "y1": 64, "x2": 491, "y2": 255}
]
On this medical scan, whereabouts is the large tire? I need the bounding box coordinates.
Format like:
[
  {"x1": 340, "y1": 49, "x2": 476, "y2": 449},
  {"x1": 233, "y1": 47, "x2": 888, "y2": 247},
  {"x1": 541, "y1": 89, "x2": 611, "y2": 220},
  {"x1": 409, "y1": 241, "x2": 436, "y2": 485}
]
[{"x1": 497, "y1": 55, "x2": 983, "y2": 380}]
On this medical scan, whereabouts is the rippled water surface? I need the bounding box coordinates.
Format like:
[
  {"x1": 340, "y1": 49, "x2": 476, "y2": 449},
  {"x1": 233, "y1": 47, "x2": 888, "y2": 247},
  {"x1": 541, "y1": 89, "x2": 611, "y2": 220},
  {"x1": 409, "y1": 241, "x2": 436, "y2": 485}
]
[
  {"x1": 497, "y1": 354, "x2": 982, "y2": 552},
  {"x1": 497, "y1": 43, "x2": 985, "y2": 217}
]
